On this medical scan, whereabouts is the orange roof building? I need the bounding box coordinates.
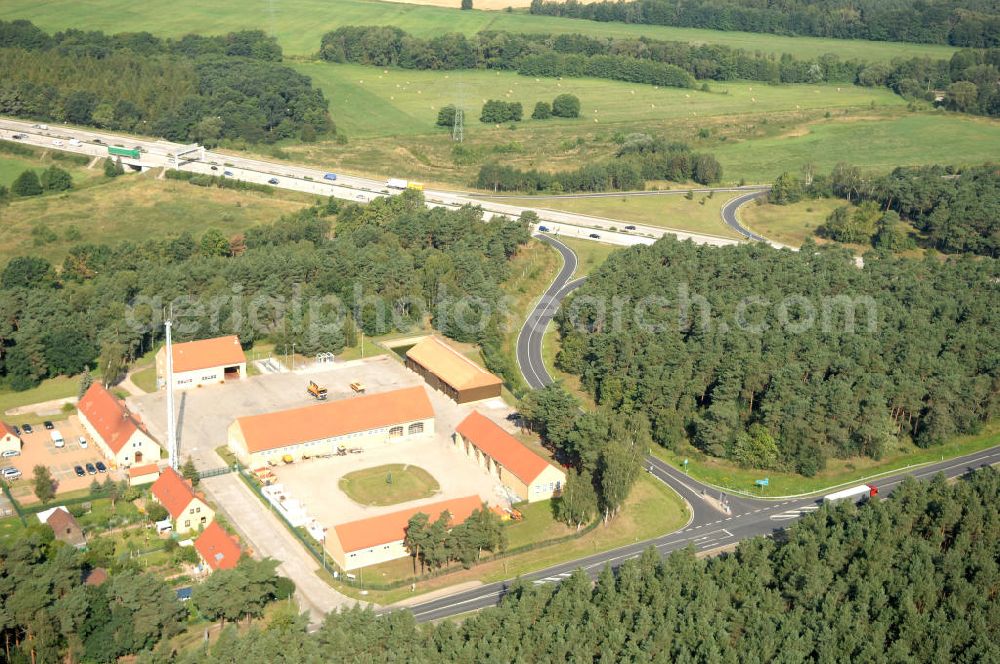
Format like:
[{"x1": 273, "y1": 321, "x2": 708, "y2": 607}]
[
  {"x1": 405, "y1": 336, "x2": 502, "y2": 403},
  {"x1": 150, "y1": 467, "x2": 215, "y2": 535},
  {"x1": 194, "y1": 522, "x2": 242, "y2": 572},
  {"x1": 227, "y1": 386, "x2": 436, "y2": 466},
  {"x1": 127, "y1": 463, "x2": 161, "y2": 487},
  {"x1": 77, "y1": 383, "x2": 161, "y2": 468},
  {"x1": 155, "y1": 335, "x2": 246, "y2": 391},
  {"x1": 454, "y1": 412, "x2": 566, "y2": 503},
  {"x1": 327, "y1": 495, "x2": 483, "y2": 571},
  {"x1": 0, "y1": 422, "x2": 21, "y2": 456}
]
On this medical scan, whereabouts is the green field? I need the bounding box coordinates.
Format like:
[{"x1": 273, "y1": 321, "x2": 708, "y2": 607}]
[
  {"x1": 297, "y1": 63, "x2": 907, "y2": 140},
  {"x1": 714, "y1": 114, "x2": 1000, "y2": 182},
  {"x1": 0, "y1": 174, "x2": 309, "y2": 264},
  {"x1": 0, "y1": 155, "x2": 41, "y2": 185},
  {"x1": 1, "y1": 0, "x2": 957, "y2": 62},
  {"x1": 503, "y1": 192, "x2": 742, "y2": 239},
  {"x1": 740, "y1": 197, "x2": 848, "y2": 247},
  {"x1": 339, "y1": 464, "x2": 440, "y2": 506}
]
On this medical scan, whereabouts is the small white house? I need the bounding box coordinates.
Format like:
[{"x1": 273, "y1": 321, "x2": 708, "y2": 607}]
[{"x1": 156, "y1": 335, "x2": 246, "y2": 391}]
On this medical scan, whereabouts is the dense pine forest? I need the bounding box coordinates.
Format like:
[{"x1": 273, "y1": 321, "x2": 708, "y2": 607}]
[
  {"x1": 159, "y1": 468, "x2": 1000, "y2": 661},
  {"x1": 0, "y1": 21, "x2": 332, "y2": 144},
  {"x1": 320, "y1": 26, "x2": 1000, "y2": 118},
  {"x1": 0, "y1": 192, "x2": 531, "y2": 391},
  {"x1": 554, "y1": 238, "x2": 999, "y2": 474},
  {"x1": 529, "y1": 0, "x2": 1000, "y2": 47}
]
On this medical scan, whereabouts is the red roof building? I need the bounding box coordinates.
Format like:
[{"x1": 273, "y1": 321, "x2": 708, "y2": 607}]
[
  {"x1": 194, "y1": 522, "x2": 242, "y2": 572},
  {"x1": 156, "y1": 335, "x2": 247, "y2": 390},
  {"x1": 150, "y1": 468, "x2": 215, "y2": 534},
  {"x1": 77, "y1": 383, "x2": 160, "y2": 467},
  {"x1": 454, "y1": 412, "x2": 566, "y2": 503}
]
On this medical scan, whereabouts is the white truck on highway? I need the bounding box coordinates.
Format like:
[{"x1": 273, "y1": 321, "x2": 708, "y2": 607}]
[
  {"x1": 386, "y1": 178, "x2": 408, "y2": 189},
  {"x1": 823, "y1": 484, "x2": 878, "y2": 504}
]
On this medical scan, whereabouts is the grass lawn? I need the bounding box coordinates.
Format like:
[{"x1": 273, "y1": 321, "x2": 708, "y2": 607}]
[
  {"x1": 0, "y1": 175, "x2": 309, "y2": 265},
  {"x1": 330, "y1": 472, "x2": 687, "y2": 604},
  {"x1": 502, "y1": 192, "x2": 742, "y2": 239},
  {"x1": 0, "y1": 372, "x2": 92, "y2": 416},
  {"x1": 130, "y1": 366, "x2": 158, "y2": 393},
  {"x1": 504, "y1": 499, "x2": 562, "y2": 550},
  {"x1": 652, "y1": 420, "x2": 1000, "y2": 498},
  {"x1": 0, "y1": 154, "x2": 42, "y2": 185},
  {"x1": 339, "y1": 464, "x2": 440, "y2": 506},
  {"x1": 337, "y1": 336, "x2": 391, "y2": 362},
  {"x1": 551, "y1": 236, "x2": 620, "y2": 279},
  {"x1": 741, "y1": 197, "x2": 848, "y2": 247},
  {"x1": 0, "y1": 517, "x2": 26, "y2": 544},
  {"x1": 0, "y1": 0, "x2": 957, "y2": 61},
  {"x1": 714, "y1": 113, "x2": 1000, "y2": 183}
]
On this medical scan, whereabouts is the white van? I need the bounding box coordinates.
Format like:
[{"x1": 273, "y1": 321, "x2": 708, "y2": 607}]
[
  {"x1": 68, "y1": 138, "x2": 82, "y2": 147},
  {"x1": 50, "y1": 430, "x2": 65, "y2": 448},
  {"x1": 52, "y1": 139, "x2": 64, "y2": 147}
]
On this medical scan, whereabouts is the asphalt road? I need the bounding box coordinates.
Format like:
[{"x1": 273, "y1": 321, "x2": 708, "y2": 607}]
[
  {"x1": 401, "y1": 234, "x2": 999, "y2": 622},
  {"x1": 719, "y1": 190, "x2": 770, "y2": 242}
]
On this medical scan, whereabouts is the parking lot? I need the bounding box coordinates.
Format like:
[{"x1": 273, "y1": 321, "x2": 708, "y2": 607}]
[{"x1": 3, "y1": 416, "x2": 120, "y2": 500}]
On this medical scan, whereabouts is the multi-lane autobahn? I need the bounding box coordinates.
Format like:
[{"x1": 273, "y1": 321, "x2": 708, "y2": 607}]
[
  {"x1": 401, "y1": 234, "x2": 999, "y2": 622},
  {"x1": 0, "y1": 117, "x2": 764, "y2": 249}
]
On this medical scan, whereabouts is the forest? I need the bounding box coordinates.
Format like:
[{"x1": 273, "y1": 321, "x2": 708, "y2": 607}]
[
  {"x1": 770, "y1": 162, "x2": 1000, "y2": 256},
  {"x1": 319, "y1": 26, "x2": 1000, "y2": 118},
  {"x1": 0, "y1": 191, "x2": 531, "y2": 391},
  {"x1": 20, "y1": 467, "x2": 982, "y2": 662},
  {"x1": 476, "y1": 135, "x2": 722, "y2": 191},
  {"x1": 554, "y1": 237, "x2": 998, "y2": 474},
  {"x1": 0, "y1": 20, "x2": 332, "y2": 144},
  {"x1": 528, "y1": 0, "x2": 1000, "y2": 47}
]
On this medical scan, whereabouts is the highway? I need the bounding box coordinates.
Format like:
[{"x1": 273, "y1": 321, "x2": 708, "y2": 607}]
[
  {"x1": 0, "y1": 117, "x2": 749, "y2": 250},
  {"x1": 400, "y1": 234, "x2": 1000, "y2": 622}
]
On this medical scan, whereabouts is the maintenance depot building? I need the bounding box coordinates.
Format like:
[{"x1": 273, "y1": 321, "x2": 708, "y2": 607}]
[
  {"x1": 405, "y1": 336, "x2": 502, "y2": 404},
  {"x1": 156, "y1": 335, "x2": 246, "y2": 391},
  {"x1": 227, "y1": 386, "x2": 435, "y2": 467}
]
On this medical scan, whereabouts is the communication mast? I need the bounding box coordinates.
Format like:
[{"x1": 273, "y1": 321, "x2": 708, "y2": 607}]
[
  {"x1": 452, "y1": 108, "x2": 464, "y2": 143},
  {"x1": 164, "y1": 312, "x2": 178, "y2": 470}
]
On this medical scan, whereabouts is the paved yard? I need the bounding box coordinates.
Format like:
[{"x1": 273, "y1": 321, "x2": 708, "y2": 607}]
[
  {"x1": 4, "y1": 416, "x2": 124, "y2": 500},
  {"x1": 201, "y1": 473, "x2": 361, "y2": 621}
]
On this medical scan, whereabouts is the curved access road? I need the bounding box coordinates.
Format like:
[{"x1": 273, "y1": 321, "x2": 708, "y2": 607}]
[{"x1": 720, "y1": 189, "x2": 770, "y2": 242}]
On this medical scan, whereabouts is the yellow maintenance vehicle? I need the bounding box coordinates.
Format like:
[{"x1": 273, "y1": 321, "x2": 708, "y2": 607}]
[{"x1": 307, "y1": 381, "x2": 328, "y2": 400}]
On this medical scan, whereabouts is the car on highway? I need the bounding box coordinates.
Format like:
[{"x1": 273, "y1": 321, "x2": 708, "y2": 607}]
[
  {"x1": 538, "y1": 226, "x2": 550, "y2": 232},
  {"x1": 68, "y1": 138, "x2": 82, "y2": 147},
  {"x1": 1, "y1": 450, "x2": 19, "y2": 458},
  {"x1": 223, "y1": 171, "x2": 233, "y2": 176},
  {"x1": 11, "y1": 133, "x2": 25, "y2": 140},
  {"x1": 74, "y1": 465, "x2": 86, "y2": 478},
  {"x1": 624, "y1": 225, "x2": 637, "y2": 230},
  {"x1": 268, "y1": 177, "x2": 279, "y2": 185},
  {"x1": 1, "y1": 468, "x2": 21, "y2": 481},
  {"x1": 85, "y1": 463, "x2": 97, "y2": 475},
  {"x1": 589, "y1": 233, "x2": 601, "y2": 239},
  {"x1": 324, "y1": 173, "x2": 337, "y2": 181},
  {"x1": 43, "y1": 421, "x2": 54, "y2": 430},
  {"x1": 95, "y1": 461, "x2": 107, "y2": 473},
  {"x1": 93, "y1": 138, "x2": 103, "y2": 144},
  {"x1": 210, "y1": 166, "x2": 218, "y2": 171},
  {"x1": 21, "y1": 424, "x2": 33, "y2": 434},
  {"x1": 52, "y1": 139, "x2": 64, "y2": 147}
]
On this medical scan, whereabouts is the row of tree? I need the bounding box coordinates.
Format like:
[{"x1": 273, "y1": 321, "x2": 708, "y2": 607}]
[
  {"x1": 0, "y1": 21, "x2": 334, "y2": 144},
  {"x1": 554, "y1": 237, "x2": 998, "y2": 474},
  {"x1": 0, "y1": 190, "x2": 531, "y2": 391},
  {"x1": 173, "y1": 468, "x2": 1000, "y2": 661},
  {"x1": 770, "y1": 162, "x2": 1000, "y2": 256},
  {"x1": 476, "y1": 136, "x2": 722, "y2": 192},
  {"x1": 318, "y1": 26, "x2": 1000, "y2": 118},
  {"x1": 528, "y1": 0, "x2": 1000, "y2": 47},
  {"x1": 1, "y1": 165, "x2": 72, "y2": 200},
  {"x1": 403, "y1": 506, "x2": 506, "y2": 573}
]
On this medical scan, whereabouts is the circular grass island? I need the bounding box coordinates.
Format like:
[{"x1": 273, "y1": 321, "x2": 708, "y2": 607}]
[{"x1": 338, "y1": 464, "x2": 440, "y2": 506}]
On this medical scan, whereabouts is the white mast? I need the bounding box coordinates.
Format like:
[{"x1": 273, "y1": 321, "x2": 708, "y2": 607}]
[{"x1": 165, "y1": 313, "x2": 178, "y2": 470}]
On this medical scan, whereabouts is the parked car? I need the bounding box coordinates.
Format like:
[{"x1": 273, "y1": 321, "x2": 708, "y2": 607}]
[
  {"x1": 1, "y1": 450, "x2": 19, "y2": 458},
  {"x1": 21, "y1": 424, "x2": 33, "y2": 434},
  {"x1": 538, "y1": 226, "x2": 550, "y2": 232},
  {"x1": 85, "y1": 463, "x2": 97, "y2": 475},
  {"x1": 74, "y1": 465, "x2": 86, "y2": 478},
  {"x1": 43, "y1": 421, "x2": 54, "y2": 430},
  {"x1": 267, "y1": 177, "x2": 279, "y2": 185},
  {"x1": 95, "y1": 461, "x2": 107, "y2": 473},
  {"x1": 624, "y1": 225, "x2": 637, "y2": 230},
  {"x1": 223, "y1": 171, "x2": 233, "y2": 176},
  {"x1": 12, "y1": 425, "x2": 20, "y2": 436},
  {"x1": 1, "y1": 467, "x2": 21, "y2": 480},
  {"x1": 78, "y1": 436, "x2": 88, "y2": 448},
  {"x1": 588, "y1": 233, "x2": 601, "y2": 239}
]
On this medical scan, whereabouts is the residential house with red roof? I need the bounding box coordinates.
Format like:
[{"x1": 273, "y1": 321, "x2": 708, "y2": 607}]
[
  {"x1": 150, "y1": 467, "x2": 214, "y2": 534},
  {"x1": 77, "y1": 383, "x2": 161, "y2": 468},
  {"x1": 455, "y1": 411, "x2": 566, "y2": 503},
  {"x1": 155, "y1": 335, "x2": 246, "y2": 391},
  {"x1": 227, "y1": 386, "x2": 435, "y2": 467},
  {"x1": 128, "y1": 463, "x2": 161, "y2": 487},
  {"x1": 0, "y1": 422, "x2": 22, "y2": 456},
  {"x1": 37, "y1": 506, "x2": 87, "y2": 549},
  {"x1": 194, "y1": 522, "x2": 242, "y2": 572},
  {"x1": 326, "y1": 495, "x2": 482, "y2": 571}
]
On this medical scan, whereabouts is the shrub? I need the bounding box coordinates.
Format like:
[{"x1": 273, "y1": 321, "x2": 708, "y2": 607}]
[
  {"x1": 551, "y1": 93, "x2": 581, "y2": 118},
  {"x1": 531, "y1": 101, "x2": 552, "y2": 119},
  {"x1": 11, "y1": 169, "x2": 42, "y2": 196}
]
